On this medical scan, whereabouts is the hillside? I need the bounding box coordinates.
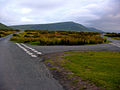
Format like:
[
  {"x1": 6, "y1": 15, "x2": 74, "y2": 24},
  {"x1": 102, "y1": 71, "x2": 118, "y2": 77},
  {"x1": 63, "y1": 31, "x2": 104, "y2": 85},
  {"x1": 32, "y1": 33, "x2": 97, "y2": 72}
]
[
  {"x1": 88, "y1": 27, "x2": 104, "y2": 33},
  {"x1": 0, "y1": 23, "x2": 12, "y2": 30},
  {"x1": 10, "y1": 22, "x2": 91, "y2": 32}
]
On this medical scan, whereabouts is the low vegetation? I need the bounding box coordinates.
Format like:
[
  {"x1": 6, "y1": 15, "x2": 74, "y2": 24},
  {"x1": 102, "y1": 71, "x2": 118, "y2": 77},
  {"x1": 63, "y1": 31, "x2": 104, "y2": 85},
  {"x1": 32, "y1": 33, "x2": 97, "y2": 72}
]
[
  {"x1": 105, "y1": 33, "x2": 120, "y2": 40},
  {"x1": 0, "y1": 30, "x2": 19, "y2": 38},
  {"x1": 11, "y1": 30, "x2": 106, "y2": 45},
  {"x1": 44, "y1": 51, "x2": 120, "y2": 90}
]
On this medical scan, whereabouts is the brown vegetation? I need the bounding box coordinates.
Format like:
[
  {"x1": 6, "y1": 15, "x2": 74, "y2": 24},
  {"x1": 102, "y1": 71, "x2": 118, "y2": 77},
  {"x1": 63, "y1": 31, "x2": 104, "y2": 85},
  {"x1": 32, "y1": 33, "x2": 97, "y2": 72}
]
[
  {"x1": 11, "y1": 30, "x2": 106, "y2": 45},
  {"x1": 0, "y1": 30, "x2": 19, "y2": 38}
]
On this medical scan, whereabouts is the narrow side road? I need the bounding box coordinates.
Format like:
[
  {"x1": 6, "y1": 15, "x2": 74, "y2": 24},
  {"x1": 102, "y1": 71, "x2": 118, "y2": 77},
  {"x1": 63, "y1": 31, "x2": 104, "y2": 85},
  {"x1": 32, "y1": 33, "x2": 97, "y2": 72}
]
[{"x1": 0, "y1": 35, "x2": 63, "y2": 90}]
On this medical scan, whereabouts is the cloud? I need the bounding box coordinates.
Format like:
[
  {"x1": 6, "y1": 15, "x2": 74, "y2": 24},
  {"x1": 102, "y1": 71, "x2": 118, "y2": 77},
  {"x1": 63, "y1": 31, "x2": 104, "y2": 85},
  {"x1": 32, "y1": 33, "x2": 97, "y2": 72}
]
[
  {"x1": 21, "y1": 17, "x2": 33, "y2": 22},
  {"x1": 0, "y1": 0, "x2": 119, "y2": 32},
  {"x1": 87, "y1": 0, "x2": 120, "y2": 32}
]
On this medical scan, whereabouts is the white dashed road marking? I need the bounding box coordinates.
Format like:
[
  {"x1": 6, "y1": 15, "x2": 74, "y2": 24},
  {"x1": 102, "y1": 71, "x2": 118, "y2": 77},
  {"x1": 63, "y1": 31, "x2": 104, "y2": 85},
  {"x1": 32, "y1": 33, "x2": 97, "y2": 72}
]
[
  {"x1": 21, "y1": 43, "x2": 42, "y2": 55},
  {"x1": 16, "y1": 43, "x2": 37, "y2": 57},
  {"x1": 109, "y1": 43, "x2": 120, "y2": 48}
]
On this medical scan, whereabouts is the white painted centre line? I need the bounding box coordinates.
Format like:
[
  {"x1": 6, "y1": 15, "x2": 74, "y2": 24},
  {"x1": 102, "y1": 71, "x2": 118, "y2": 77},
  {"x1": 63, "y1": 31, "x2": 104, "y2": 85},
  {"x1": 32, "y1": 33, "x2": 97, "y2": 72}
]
[
  {"x1": 21, "y1": 43, "x2": 42, "y2": 55},
  {"x1": 109, "y1": 43, "x2": 120, "y2": 48},
  {"x1": 16, "y1": 43, "x2": 37, "y2": 57}
]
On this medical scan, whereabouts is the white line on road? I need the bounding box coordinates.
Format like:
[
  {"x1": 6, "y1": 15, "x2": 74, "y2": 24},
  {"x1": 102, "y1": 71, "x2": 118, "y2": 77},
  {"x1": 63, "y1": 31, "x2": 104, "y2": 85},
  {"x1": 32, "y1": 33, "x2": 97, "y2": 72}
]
[
  {"x1": 109, "y1": 43, "x2": 120, "y2": 48},
  {"x1": 16, "y1": 43, "x2": 37, "y2": 57},
  {"x1": 21, "y1": 43, "x2": 42, "y2": 55}
]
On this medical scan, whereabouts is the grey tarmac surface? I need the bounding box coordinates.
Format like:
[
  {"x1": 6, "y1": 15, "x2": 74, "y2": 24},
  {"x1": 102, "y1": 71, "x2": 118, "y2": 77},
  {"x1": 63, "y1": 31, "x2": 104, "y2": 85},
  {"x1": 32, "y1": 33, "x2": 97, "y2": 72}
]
[
  {"x1": 0, "y1": 34, "x2": 120, "y2": 90},
  {"x1": 0, "y1": 35, "x2": 63, "y2": 90}
]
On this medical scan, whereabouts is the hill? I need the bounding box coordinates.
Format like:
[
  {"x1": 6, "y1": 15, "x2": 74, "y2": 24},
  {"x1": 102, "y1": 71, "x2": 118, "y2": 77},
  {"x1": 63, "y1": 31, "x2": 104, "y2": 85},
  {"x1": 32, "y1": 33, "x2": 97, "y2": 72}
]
[
  {"x1": 0, "y1": 23, "x2": 12, "y2": 30},
  {"x1": 10, "y1": 22, "x2": 91, "y2": 32},
  {"x1": 88, "y1": 27, "x2": 104, "y2": 33}
]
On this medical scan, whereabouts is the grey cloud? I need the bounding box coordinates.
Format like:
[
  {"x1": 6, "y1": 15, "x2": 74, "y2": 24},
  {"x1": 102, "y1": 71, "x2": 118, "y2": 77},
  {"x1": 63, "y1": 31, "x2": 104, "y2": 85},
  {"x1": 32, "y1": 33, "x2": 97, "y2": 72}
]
[
  {"x1": 20, "y1": 0, "x2": 66, "y2": 10},
  {"x1": 0, "y1": 0, "x2": 120, "y2": 32},
  {"x1": 88, "y1": 0, "x2": 120, "y2": 32}
]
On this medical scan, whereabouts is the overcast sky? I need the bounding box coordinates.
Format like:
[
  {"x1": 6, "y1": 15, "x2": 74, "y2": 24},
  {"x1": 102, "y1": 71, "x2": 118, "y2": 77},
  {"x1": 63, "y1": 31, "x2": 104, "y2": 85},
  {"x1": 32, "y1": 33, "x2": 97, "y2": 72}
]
[{"x1": 0, "y1": 0, "x2": 120, "y2": 32}]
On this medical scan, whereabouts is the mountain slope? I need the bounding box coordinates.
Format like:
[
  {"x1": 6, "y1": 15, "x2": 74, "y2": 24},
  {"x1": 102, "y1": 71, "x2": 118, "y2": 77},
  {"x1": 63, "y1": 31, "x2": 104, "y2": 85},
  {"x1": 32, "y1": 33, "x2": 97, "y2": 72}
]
[
  {"x1": 10, "y1": 22, "x2": 91, "y2": 32},
  {"x1": 0, "y1": 23, "x2": 12, "y2": 30},
  {"x1": 88, "y1": 27, "x2": 104, "y2": 33}
]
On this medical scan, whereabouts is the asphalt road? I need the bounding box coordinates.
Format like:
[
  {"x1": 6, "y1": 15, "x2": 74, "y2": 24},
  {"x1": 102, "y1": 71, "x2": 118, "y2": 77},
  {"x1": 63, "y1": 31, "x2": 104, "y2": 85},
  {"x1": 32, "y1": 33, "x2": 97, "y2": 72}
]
[
  {"x1": 0, "y1": 34, "x2": 120, "y2": 90},
  {"x1": 0, "y1": 35, "x2": 63, "y2": 90}
]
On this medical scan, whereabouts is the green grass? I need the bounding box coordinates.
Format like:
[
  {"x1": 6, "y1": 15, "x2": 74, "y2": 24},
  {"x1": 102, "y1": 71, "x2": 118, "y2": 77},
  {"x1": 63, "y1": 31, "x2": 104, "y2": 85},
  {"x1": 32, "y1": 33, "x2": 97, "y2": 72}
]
[
  {"x1": 45, "y1": 51, "x2": 120, "y2": 89},
  {"x1": 63, "y1": 51, "x2": 120, "y2": 90}
]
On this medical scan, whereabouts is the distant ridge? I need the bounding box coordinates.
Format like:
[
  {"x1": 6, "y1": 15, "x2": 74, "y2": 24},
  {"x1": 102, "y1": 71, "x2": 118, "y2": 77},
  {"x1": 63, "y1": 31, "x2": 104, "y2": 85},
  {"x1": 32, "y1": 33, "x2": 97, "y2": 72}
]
[
  {"x1": 10, "y1": 22, "x2": 91, "y2": 32},
  {"x1": 10, "y1": 22, "x2": 104, "y2": 32},
  {"x1": 0, "y1": 23, "x2": 12, "y2": 30},
  {"x1": 88, "y1": 27, "x2": 104, "y2": 33}
]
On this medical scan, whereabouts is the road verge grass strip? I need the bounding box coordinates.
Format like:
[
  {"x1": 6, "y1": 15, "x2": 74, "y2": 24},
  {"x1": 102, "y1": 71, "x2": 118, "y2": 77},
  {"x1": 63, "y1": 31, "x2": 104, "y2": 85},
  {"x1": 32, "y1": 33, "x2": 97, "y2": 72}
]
[{"x1": 43, "y1": 51, "x2": 120, "y2": 90}]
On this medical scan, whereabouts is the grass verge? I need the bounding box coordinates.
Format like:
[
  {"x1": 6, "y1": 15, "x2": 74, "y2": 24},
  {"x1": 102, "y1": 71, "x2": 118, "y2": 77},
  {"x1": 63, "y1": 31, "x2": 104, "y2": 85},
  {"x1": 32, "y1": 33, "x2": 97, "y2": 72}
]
[{"x1": 44, "y1": 51, "x2": 120, "y2": 90}]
